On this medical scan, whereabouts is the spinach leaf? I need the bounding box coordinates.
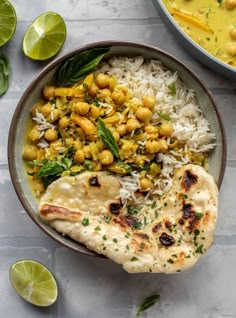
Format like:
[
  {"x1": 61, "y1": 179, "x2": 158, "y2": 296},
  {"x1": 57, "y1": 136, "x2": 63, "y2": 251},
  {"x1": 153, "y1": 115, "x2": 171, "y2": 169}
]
[
  {"x1": 56, "y1": 47, "x2": 110, "y2": 86},
  {"x1": 137, "y1": 294, "x2": 160, "y2": 316},
  {"x1": 0, "y1": 54, "x2": 10, "y2": 96},
  {"x1": 97, "y1": 117, "x2": 120, "y2": 159},
  {"x1": 37, "y1": 161, "x2": 64, "y2": 178}
]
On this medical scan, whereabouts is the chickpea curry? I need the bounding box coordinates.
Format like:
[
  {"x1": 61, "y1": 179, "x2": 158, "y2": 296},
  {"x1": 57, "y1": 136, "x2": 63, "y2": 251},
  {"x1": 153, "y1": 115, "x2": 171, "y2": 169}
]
[
  {"x1": 162, "y1": 0, "x2": 236, "y2": 67},
  {"x1": 23, "y1": 53, "x2": 212, "y2": 199}
]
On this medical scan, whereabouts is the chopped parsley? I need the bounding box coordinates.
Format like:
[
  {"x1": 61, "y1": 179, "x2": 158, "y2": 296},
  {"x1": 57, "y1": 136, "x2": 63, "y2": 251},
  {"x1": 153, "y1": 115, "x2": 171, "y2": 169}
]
[
  {"x1": 102, "y1": 235, "x2": 107, "y2": 240},
  {"x1": 94, "y1": 226, "x2": 101, "y2": 231},
  {"x1": 131, "y1": 256, "x2": 139, "y2": 261},
  {"x1": 167, "y1": 259, "x2": 174, "y2": 264},
  {"x1": 195, "y1": 244, "x2": 204, "y2": 254},
  {"x1": 82, "y1": 218, "x2": 89, "y2": 226},
  {"x1": 194, "y1": 212, "x2": 204, "y2": 219},
  {"x1": 113, "y1": 238, "x2": 118, "y2": 243}
]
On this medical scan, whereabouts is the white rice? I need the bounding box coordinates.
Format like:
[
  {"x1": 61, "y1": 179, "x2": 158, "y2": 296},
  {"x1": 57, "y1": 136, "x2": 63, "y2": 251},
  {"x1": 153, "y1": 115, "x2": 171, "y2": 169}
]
[{"x1": 99, "y1": 56, "x2": 216, "y2": 200}]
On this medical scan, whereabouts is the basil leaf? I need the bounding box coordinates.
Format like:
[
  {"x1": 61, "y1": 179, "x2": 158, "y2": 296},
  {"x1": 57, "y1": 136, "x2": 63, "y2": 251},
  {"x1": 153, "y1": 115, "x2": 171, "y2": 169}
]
[
  {"x1": 137, "y1": 294, "x2": 160, "y2": 316},
  {"x1": 157, "y1": 112, "x2": 171, "y2": 121},
  {"x1": 0, "y1": 54, "x2": 10, "y2": 96},
  {"x1": 97, "y1": 117, "x2": 120, "y2": 159},
  {"x1": 56, "y1": 47, "x2": 110, "y2": 86},
  {"x1": 37, "y1": 161, "x2": 64, "y2": 178}
]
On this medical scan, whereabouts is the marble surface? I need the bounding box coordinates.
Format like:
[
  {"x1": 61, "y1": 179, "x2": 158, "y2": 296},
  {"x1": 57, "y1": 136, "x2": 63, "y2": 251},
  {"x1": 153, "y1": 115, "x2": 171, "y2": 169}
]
[{"x1": 1, "y1": 0, "x2": 236, "y2": 317}]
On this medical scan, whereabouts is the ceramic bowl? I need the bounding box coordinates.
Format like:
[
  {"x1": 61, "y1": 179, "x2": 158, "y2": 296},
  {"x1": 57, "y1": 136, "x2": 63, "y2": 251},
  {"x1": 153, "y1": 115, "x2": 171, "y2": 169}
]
[
  {"x1": 8, "y1": 41, "x2": 227, "y2": 257},
  {"x1": 153, "y1": 0, "x2": 236, "y2": 80}
]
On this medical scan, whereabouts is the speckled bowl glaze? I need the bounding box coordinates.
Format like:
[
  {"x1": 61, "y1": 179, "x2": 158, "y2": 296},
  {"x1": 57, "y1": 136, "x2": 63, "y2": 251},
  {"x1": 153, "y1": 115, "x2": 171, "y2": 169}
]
[
  {"x1": 8, "y1": 41, "x2": 227, "y2": 257},
  {"x1": 153, "y1": 0, "x2": 236, "y2": 80}
]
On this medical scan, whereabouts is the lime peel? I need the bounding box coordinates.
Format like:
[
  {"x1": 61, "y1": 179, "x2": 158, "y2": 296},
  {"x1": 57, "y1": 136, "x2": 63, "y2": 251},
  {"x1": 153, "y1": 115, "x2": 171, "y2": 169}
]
[{"x1": 0, "y1": 0, "x2": 17, "y2": 47}]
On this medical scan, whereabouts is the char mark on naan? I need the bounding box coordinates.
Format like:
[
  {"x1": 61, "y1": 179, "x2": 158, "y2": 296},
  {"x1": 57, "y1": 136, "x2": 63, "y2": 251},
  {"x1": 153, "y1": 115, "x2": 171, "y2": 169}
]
[{"x1": 39, "y1": 164, "x2": 218, "y2": 274}]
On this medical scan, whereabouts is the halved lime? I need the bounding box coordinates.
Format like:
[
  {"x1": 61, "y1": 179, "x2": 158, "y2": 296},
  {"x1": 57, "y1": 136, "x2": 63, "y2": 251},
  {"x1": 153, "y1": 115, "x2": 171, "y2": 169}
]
[
  {"x1": 0, "y1": 0, "x2": 17, "y2": 47},
  {"x1": 22, "y1": 12, "x2": 66, "y2": 61},
  {"x1": 9, "y1": 259, "x2": 58, "y2": 307}
]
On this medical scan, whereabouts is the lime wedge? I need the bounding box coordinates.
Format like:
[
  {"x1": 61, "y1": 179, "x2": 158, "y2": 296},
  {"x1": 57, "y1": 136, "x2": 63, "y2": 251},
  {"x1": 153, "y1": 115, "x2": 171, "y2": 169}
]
[
  {"x1": 0, "y1": 0, "x2": 17, "y2": 47},
  {"x1": 22, "y1": 12, "x2": 66, "y2": 61},
  {"x1": 9, "y1": 259, "x2": 58, "y2": 307}
]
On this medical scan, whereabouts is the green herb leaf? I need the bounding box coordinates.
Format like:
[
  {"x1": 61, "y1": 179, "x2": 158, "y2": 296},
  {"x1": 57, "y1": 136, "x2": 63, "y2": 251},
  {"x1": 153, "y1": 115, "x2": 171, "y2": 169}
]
[
  {"x1": 137, "y1": 294, "x2": 160, "y2": 316},
  {"x1": 97, "y1": 117, "x2": 120, "y2": 158},
  {"x1": 195, "y1": 244, "x2": 204, "y2": 254},
  {"x1": 82, "y1": 218, "x2": 89, "y2": 226},
  {"x1": 217, "y1": 0, "x2": 222, "y2": 6},
  {"x1": 0, "y1": 54, "x2": 10, "y2": 97},
  {"x1": 56, "y1": 47, "x2": 110, "y2": 86},
  {"x1": 131, "y1": 256, "x2": 139, "y2": 261},
  {"x1": 168, "y1": 83, "x2": 176, "y2": 96},
  {"x1": 37, "y1": 161, "x2": 64, "y2": 178},
  {"x1": 157, "y1": 112, "x2": 171, "y2": 121},
  {"x1": 194, "y1": 212, "x2": 204, "y2": 219}
]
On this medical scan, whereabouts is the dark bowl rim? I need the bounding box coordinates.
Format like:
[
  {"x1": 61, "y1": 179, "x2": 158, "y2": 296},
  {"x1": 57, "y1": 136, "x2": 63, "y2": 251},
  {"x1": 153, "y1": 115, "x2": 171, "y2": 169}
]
[
  {"x1": 7, "y1": 40, "x2": 227, "y2": 257},
  {"x1": 152, "y1": 0, "x2": 236, "y2": 79}
]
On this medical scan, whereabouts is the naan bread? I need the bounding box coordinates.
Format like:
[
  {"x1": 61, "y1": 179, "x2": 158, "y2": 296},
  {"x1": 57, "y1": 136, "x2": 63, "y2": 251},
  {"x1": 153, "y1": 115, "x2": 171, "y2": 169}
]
[{"x1": 39, "y1": 164, "x2": 218, "y2": 274}]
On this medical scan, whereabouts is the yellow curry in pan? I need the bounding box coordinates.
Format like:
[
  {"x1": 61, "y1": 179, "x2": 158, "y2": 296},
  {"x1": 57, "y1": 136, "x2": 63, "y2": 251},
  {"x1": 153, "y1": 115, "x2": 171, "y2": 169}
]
[{"x1": 162, "y1": 0, "x2": 236, "y2": 67}]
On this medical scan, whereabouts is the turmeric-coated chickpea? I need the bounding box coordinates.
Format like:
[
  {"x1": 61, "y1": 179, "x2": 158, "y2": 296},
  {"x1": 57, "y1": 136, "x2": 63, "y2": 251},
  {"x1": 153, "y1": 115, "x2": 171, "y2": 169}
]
[
  {"x1": 88, "y1": 82, "x2": 99, "y2": 96},
  {"x1": 59, "y1": 116, "x2": 70, "y2": 129},
  {"x1": 22, "y1": 145, "x2": 38, "y2": 161},
  {"x1": 159, "y1": 122, "x2": 174, "y2": 137},
  {"x1": 99, "y1": 150, "x2": 114, "y2": 165},
  {"x1": 143, "y1": 96, "x2": 156, "y2": 109},
  {"x1": 98, "y1": 88, "x2": 111, "y2": 101},
  {"x1": 44, "y1": 129, "x2": 58, "y2": 142},
  {"x1": 229, "y1": 26, "x2": 236, "y2": 39},
  {"x1": 95, "y1": 73, "x2": 110, "y2": 88},
  {"x1": 40, "y1": 103, "x2": 52, "y2": 117},
  {"x1": 28, "y1": 127, "x2": 41, "y2": 141},
  {"x1": 145, "y1": 124, "x2": 159, "y2": 135},
  {"x1": 83, "y1": 145, "x2": 92, "y2": 159},
  {"x1": 126, "y1": 118, "x2": 141, "y2": 133},
  {"x1": 145, "y1": 140, "x2": 160, "y2": 153},
  {"x1": 43, "y1": 86, "x2": 56, "y2": 100},
  {"x1": 50, "y1": 140, "x2": 63, "y2": 149},
  {"x1": 159, "y1": 139, "x2": 168, "y2": 153},
  {"x1": 112, "y1": 130, "x2": 120, "y2": 142},
  {"x1": 47, "y1": 109, "x2": 60, "y2": 123},
  {"x1": 116, "y1": 124, "x2": 127, "y2": 136},
  {"x1": 73, "y1": 102, "x2": 90, "y2": 116},
  {"x1": 90, "y1": 105, "x2": 100, "y2": 119},
  {"x1": 111, "y1": 89, "x2": 125, "y2": 105},
  {"x1": 140, "y1": 178, "x2": 153, "y2": 192},
  {"x1": 73, "y1": 139, "x2": 82, "y2": 150},
  {"x1": 225, "y1": 0, "x2": 236, "y2": 9},
  {"x1": 65, "y1": 138, "x2": 75, "y2": 148},
  {"x1": 136, "y1": 107, "x2": 153, "y2": 123},
  {"x1": 75, "y1": 149, "x2": 85, "y2": 164},
  {"x1": 227, "y1": 43, "x2": 236, "y2": 56}
]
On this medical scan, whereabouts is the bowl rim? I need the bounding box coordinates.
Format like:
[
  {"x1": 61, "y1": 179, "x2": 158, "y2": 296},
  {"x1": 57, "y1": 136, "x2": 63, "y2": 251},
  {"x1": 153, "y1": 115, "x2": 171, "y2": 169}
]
[
  {"x1": 152, "y1": 0, "x2": 236, "y2": 79},
  {"x1": 7, "y1": 40, "x2": 227, "y2": 256}
]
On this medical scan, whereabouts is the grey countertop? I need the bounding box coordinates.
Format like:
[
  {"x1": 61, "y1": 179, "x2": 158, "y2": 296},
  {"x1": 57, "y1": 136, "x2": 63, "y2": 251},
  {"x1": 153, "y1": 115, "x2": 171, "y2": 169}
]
[{"x1": 1, "y1": 0, "x2": 236, "y2": 317}]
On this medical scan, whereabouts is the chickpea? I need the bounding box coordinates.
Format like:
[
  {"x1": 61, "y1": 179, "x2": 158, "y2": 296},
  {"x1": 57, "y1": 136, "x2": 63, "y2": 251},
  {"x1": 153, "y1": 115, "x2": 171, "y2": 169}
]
[
  {"x1": 75, "y1": 149, "x2": 85, "y2": 164},
  {"x1": 73, "y1": 102, "x2": 90, "y2": 115},
  {"x1": 225, "y1": 0, "x2": 236, "y2": 9},
  {"x1": 136, "y1": 107, "x2": 153, "y2": 123},
  {"x1": 90, "y1": 105, "x2": 100, "y2": 119},
  {"x1": 65, "y1": 138, "x2": 75, "y2": 148},
  {"x1": 73, "y1": 139, "x2": 82, "y2": 150},
  {"x1": 112, "y1": 130, "x2": 120, "y2": 142},
  {"x1": 22, "y1": 145, "x2": 38, "y2": 161},
  {"x1": 83, "y1": 145, "x2": 92, "y2": 159},
  {"x1": 116, "y1": 124, "x2": 127, "y2": 136},
  {"x1": 159, "y1": 122, "x2": 174, "y2": 137},
  {"x1": 43, "y1": 86, "x2": 56, "y2": 100},
  {"x1": 159, "y1": 139, "x2": 168, "y2": 153},
  {"x1": 227, "y1": 43, "x2": 236, "y2": 56},
  {"x1": 40, "y1": 103, "x2": 52, "y2": 117},
  {"x1": 28, "y1": 127, "x2": 41, "y2": 141},
  {"x1": 140, "y1": 178, "x2": 153, "y2": 192},
  {"x1": 143, "y1": 95, "x2": 156, "y2": 109},
  {"x1": 95, "y1": 73, "x2": 110, "y2": 88},
  {"x1": 126, "y1": 118, "x2": 141, "y2": 133},
  {"x1": 50, "y1": 140, "x2": 63, "y2": 149},
  {"x1": 145, "y1": 140, "x2": 160, "y2": 153},
  {"x1": 111, "y1": 89, "x2": 125, "y2": 105},
  {"x1": 145, "y1": 124, "x2": 159, "y2": 134},
  {"x1": 59, "y1": 116, "x2": 70, "y2": 129},
  {"x1": 88, "y1": 82, "x2": 99, "y2": 96},
  {"x1": 98, "y1": 88, "x2": 111, "y2": 101},
  {"x1": 99, "y1": 150, "x2": 114, "y2": 165},
  {"x1": 47, "y1": 109, "x2": 60, "y2": 123},
  {"x1": 229, "y1": 26, "x2": 236, "y2": 40},
  {"x1": 44, "y1": 129, "x2": 58, "y2": 142},
  {"x1": 34, "y1": 181, "x2": 44, "y2": 196}
]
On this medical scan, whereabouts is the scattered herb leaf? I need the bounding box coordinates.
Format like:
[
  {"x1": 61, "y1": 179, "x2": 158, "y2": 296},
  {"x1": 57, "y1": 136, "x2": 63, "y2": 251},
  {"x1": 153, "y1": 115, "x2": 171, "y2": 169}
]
[
  {"x1": 157, "y1": 112, "x2": 171, "y2": 121},
  {"x1": 168, "y1": 83, "x2": 176, "y2": 96},
  {"x1": 194, "y1": 212, "x2": 204, "y2": 219},
  {"x1": 82, "y1": 218, "x2": 89, "y2": 226},
  {"x1": 137, "y1": 294, "x2": 160, "y2": 316}
]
